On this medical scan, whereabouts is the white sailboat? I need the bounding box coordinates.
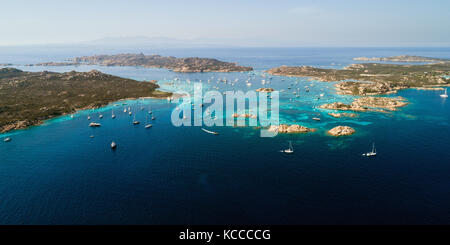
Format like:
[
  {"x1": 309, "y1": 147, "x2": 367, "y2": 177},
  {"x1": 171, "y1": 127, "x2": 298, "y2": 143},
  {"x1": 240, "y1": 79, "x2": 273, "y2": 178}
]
[
  {"x1": 201, "y1": 128, "x2": 219, "y2": 135},
  {"x1": 111, "y1": 108, "x2": 116, "y2": 118},
  {"x1": 281, "y1": 141, "x2": 294, "y2": 154},
  {"x1": 362, "y1": 143, "x2": 377, "y2": 157},
  {"x1": 145, "y1": 115, "x2": 152, "y2": 128},
  {"x1": 3, "y1": 137, "x2": 11, "y2": 142},
  {"x1": 440, "y1": 88, "x2": 448, "y2": 98},
  {"x1": 132, "y1": 115, "x2": 140, "y2": 125}
]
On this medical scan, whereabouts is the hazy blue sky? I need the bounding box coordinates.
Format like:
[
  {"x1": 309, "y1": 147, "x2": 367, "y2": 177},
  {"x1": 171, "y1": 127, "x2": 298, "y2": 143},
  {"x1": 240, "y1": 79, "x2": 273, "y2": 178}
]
[{"x1": 1, "y1": 0, "x2": 449, "y2": 46}]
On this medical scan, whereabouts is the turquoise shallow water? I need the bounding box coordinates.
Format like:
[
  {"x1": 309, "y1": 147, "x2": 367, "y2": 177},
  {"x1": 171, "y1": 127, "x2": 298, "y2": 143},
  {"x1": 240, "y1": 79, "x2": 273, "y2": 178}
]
[{"x1": 0, "y1": 47, "x2": 450, "y2": 224}]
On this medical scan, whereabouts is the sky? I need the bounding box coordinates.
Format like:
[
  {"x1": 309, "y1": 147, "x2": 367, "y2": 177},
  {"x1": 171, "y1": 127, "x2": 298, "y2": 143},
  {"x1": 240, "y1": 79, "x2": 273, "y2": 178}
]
[{"x1": 1, "y1": 0, "x2": 449, "y2": 47}]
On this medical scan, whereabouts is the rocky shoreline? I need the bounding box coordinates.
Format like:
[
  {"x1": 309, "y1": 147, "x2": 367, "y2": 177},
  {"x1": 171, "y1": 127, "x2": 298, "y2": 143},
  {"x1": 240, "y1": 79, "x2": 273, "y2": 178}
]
[
  {"x1": 256, "y1": 88, "x2": 275, "y2": 92},
  {"x1": 353, "y1": 55, "x2": 449, "y2": 63},
  {"x1": 30, "y1": 53, "x2": 253, "y2": 73}
]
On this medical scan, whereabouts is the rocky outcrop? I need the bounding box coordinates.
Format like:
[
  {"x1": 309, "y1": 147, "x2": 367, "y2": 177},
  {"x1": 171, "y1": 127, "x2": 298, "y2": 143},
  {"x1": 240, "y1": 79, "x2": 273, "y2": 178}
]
[
  {"x1": 267, "y1": 124, "x2": 314, "y2": 133},
  {"x1": 256, "y1": 88, "x2": 275, "y2": 92},
  {"x1": 320, "y1": 96, "x2": 407, "y2": 112},
  {"x1": 320, "y1": 102, "x2": 368, "y2": 112},
  {"x1": 335, "y1": 81, "x2": 401, "y2": 95},
  {"x1": 232, "y1": 113, "x2": 257, "y2": 119},
  {"x1": 0, "y1": 120, "x2": 38, "y2": 133},
  {"x1": 328, "y1": 112, "x2": 359, "y2": 118},
  {"x1": 327, "y1": 126, "x2": 355, "y2": 136}
]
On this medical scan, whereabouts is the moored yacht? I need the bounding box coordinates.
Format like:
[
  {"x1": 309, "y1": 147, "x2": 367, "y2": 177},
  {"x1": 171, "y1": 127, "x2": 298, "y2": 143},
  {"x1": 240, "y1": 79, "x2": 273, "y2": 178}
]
[
  {"x1": 440, "y1": 88, "x2": 448, "y2": 98},
  {"x1": 362, "y1": 143, "x2": 377, "y2": 157},
  {"x1": 132, "y1": 115, "x2": 140, "y2": 125},
  {"x1": 282, "y1": 141, "x2": 294, "y2": 154}
]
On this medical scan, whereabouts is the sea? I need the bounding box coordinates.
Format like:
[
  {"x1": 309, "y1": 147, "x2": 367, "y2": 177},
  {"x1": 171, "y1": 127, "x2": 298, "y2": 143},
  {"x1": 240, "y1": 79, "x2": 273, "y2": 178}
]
[{"x1": 0, "y1": 47, "x2": 449, "y2": 224}]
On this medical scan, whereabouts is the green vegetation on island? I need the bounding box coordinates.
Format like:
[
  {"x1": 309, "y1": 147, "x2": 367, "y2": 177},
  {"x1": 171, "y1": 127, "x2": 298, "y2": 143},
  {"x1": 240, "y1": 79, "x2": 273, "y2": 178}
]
[
  {"x1": 0, "y1": 68, "x2": 170, "y2": 133},
  {"x1": 267, "y1": 62, "x2": 450, "y2": 95}
]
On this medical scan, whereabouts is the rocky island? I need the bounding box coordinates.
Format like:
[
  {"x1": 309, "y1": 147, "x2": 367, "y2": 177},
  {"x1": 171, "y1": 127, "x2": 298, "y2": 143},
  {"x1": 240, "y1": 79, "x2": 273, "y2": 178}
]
[
  {"x1": 267, "y1": 124, "x2": 315, "y2": 134},
  {"x1": 0, "y1": 68, "x2": 171, "y2": 133},
  {"x1": 353, "y1": 55, "x2": 449, "y2": 63},
  {"x1": 256, "y1": 88, "x2": 275, "y2": 92},
  {"x1": 328, "y1": 112, "x2": 359, "y2": 118},
  {"x1": 327, "y1": 126, "x2": 356, "y2": 136},
  {"x1": 320, "y1": 96, "x2": 408, "y2": 112},
  {"x1": 267, "y1": 62, "x2": 450, "y2": 95},
  {"x1": 30, "y1": 53, "x2": 253, "y2": 73}
]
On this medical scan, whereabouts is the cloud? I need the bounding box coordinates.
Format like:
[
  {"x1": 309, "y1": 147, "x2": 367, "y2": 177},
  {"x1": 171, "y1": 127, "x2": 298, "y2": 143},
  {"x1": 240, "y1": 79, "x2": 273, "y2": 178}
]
[{"x1": 289, "y1": 6, "x2": 324, "y2": 16}]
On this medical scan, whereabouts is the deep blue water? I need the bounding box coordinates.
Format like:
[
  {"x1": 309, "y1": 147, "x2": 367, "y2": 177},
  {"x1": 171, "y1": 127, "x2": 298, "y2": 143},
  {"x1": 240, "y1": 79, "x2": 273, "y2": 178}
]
[{"x1": 0, "y1": 47, "x2": 450, "y2": 224}]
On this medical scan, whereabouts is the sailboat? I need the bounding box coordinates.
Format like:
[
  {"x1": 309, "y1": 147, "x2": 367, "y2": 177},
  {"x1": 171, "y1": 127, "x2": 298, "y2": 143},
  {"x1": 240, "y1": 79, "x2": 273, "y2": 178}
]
[
  {"x1": 281, "y1": 141, "x2": 294, "y2": 154},
  {"x1": 111, "y1": 108, "x2": 116, "y2": 119},
  {"x1": 3, "y1": 137, "x2": 11, "y2": 142},
  {"x1": 89, "y1": 122, "x2": 101, "y2": 127},
  {"x1": 440, "y1": 88, "x2": 448, "y2": 98},
  {"x1": 111, "y1": 141, "x2": 117, "y2": 149},
  {"x1": 201, "y1": 128, "x2": 219, "y2": 135},
  {"x1": 145, "y1": 114, "x2": 152, "y2": 128},
  {"x1": 132, "y1": 115, "x2": 140, "y2": 125},
  {"x1": 362, "y1": 143, "x2": 377, "y2": 157}
]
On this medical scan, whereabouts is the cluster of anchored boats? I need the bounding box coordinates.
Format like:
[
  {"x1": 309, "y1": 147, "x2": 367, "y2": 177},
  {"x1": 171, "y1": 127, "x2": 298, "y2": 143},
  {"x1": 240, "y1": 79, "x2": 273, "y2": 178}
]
[{"x1": 86, "y1": 103, "x2": 156, "y2": 150}]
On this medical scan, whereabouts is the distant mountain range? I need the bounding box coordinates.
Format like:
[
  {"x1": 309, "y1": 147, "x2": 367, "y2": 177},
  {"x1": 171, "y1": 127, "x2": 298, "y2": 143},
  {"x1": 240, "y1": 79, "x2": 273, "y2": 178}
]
[{"x1": 79, "y1": 36, "x2": 247, "y2": 48}]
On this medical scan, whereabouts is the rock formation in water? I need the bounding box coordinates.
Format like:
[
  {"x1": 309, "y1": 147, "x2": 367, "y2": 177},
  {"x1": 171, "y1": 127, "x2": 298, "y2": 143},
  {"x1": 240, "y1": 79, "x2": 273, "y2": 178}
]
[
  {"x1": 256, "y1": 88, "x2": 275, "y2": 92},
  {"x1": 327, "y1": 126, "x2": 356, "y2": 136},
  {"x1": 320, "y1": 96, "x2": 408, "y2": 112},
  {"x1": 267, "y1": 124, "x2": 314, "y2": 133}
]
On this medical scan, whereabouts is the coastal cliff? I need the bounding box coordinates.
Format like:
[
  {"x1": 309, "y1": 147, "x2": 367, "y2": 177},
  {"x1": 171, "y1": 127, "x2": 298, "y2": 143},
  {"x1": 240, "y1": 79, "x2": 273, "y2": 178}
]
[
  {"x1": 0, "y1": 68, "x2": 171, "y2": 133},
  {"x1": 30, "y1": 53, "x2": 253, "y2": 73}
]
